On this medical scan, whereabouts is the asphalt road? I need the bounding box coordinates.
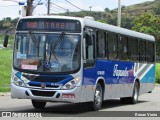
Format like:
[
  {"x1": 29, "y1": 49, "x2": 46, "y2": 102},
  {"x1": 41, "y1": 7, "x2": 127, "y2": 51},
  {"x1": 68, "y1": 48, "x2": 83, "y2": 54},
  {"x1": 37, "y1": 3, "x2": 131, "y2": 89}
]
[{"x1": 0, "y1": 86, "x2": 160, "y2": 118}]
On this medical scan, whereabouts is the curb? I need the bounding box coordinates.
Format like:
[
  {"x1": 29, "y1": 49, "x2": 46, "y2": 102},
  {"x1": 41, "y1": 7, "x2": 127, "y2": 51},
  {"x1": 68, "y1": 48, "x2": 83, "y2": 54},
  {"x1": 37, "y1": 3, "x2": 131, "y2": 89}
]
[
  {"x1": 0, "y1": 92, "x2": 11, "y2": 96},
  {"x1": 155, "y1": 84, "x2": 160, "y2": 86}
]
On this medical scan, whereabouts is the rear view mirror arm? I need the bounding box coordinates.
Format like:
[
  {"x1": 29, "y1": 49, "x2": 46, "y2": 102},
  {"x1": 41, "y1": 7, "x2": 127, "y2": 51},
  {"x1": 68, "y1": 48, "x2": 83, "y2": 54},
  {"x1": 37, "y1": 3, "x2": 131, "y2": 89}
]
[{"x1": 3, "y1": 27, "x2": 15, "y2": 47}]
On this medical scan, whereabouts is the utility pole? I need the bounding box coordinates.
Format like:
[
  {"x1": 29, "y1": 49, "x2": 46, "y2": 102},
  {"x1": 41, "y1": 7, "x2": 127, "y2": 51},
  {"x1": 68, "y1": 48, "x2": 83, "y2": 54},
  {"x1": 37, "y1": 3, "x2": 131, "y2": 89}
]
[
  {"x1": 117, "y1": 0, "x2": 121, "y2": 27},
  {"x1": 26, "y1": 0, "x2": 34, "y2": 16},
  {"x1": 47, "y1": 0, "x2": 50, "y2": 15},
  {"x1": 89, "y1": 6, "x2": 92, "y2": 12}
]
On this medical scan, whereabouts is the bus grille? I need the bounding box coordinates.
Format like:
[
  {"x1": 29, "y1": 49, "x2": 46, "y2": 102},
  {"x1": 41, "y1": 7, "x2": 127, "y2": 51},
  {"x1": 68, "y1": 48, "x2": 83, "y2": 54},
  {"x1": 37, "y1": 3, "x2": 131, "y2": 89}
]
[
  {"x1": 31, "y1": 90, "x2": 56, "y2": 97},
  {"x1": 28, "y1": 83, "x2": 59, "y2": 88}
]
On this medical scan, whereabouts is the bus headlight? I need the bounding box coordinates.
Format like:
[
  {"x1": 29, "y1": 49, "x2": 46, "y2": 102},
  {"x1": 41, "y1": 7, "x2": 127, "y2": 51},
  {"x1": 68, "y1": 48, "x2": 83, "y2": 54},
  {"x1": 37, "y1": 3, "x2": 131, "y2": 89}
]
[
  {"x1": 13, "y1": 76, "x2": 25, "y2": 87},
  {"x1": 61, "y1": 77, "x2": 80, "y2": 90}
]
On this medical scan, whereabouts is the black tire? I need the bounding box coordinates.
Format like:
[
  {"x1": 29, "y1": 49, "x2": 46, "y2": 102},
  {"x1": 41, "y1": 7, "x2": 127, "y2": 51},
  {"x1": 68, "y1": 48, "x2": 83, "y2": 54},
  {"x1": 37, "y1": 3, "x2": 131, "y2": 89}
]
[
  {"x1": 89, "y1": 83, "x2": 103, "y2": 111},
  {"x1": 130, "y1": 81, "x2": 139, "y2": 104},
  {"x1": 120, "y1": 81, "x2": 139, "y2": 104},
  {"x1": 120, "y1": 97, "x2": 128, "y2": 104},
  {"x1": 32, "y1": 100, "x2": 46, "y2": 109}
]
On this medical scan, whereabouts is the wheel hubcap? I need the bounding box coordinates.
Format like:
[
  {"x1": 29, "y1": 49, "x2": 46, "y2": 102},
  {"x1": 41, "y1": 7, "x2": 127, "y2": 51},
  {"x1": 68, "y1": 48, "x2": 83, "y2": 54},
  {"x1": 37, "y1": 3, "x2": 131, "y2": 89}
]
[
  {"x1": 95, "y1": 88, "x2": 102, "y2": 105},
  {"x1": 134, "y1": 86, "x2": 138, "y2": 101}
]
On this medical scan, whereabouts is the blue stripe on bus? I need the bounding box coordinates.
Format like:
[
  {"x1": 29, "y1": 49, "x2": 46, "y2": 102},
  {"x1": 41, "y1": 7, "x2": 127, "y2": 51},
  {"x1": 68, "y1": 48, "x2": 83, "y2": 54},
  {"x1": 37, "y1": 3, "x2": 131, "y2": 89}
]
[
  {"x1": 140, "y1": 65, "x2": 155, "y2": 83},
  {"x1": 83, "y1": 60, "x2": 135, "y2": 85},
  {"x1": 82, "y1": 60, "x2": 154, "y2": 85}
]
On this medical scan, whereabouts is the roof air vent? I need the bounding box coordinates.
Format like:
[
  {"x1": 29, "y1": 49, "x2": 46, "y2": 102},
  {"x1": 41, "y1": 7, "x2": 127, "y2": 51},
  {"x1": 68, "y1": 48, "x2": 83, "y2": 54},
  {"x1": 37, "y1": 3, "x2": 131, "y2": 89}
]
[{"x1": 84, "y1": 16, "x2": 95, "y2": 21}]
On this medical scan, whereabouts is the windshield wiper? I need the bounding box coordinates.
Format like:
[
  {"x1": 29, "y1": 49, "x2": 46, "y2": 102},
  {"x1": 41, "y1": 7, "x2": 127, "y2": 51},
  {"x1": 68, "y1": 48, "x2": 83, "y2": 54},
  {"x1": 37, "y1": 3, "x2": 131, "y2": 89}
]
[
  {"x1": 48, "y1": 32, "x2": 65, "y2": 63},
  {"x1": 29, "y1": 31, "x2": 39, "y2": 48}
]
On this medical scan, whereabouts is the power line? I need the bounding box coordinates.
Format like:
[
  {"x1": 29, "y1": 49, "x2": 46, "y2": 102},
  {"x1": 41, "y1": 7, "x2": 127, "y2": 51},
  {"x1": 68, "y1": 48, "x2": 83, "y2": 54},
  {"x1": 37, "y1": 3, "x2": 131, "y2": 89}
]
[
  {"x1": 50, "y1": 6, "x2": 66, "y2": 12},
  {"x1": 33, "y1": 0, "x2": 42, "y2": 10},
  {"x1": 51, "y1": 2, "x2": 68, "y2": 11},
  {"x1": 50, "y1": 8, "x2": 62, "y2": 13},
  {"x1": 55, "y1": 0, "x2": 66, "y2": 4},
  {"x1": 50, "y1": 4, "x2": 67, "y2": 12},
  {"x1": 45, "y1": 5, "x2": 63, "y2": 14},
  {"x1": 65, "y1": 0, "x2": 84, "y2": 11}
]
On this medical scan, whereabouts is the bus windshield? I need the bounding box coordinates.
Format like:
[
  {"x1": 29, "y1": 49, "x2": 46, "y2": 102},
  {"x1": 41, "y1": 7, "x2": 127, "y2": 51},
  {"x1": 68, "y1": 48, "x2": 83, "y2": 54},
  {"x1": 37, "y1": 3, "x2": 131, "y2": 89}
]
[{"x1": 13, "y1": 33, "x2": 81, "y2": 73}]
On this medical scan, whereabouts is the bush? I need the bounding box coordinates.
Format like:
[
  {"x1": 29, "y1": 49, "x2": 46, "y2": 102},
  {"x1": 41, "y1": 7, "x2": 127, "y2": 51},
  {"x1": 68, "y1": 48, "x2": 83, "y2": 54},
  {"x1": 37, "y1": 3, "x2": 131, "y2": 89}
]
[{"x1": 156, "y1": 63, "x2": 160, "y2": 83}]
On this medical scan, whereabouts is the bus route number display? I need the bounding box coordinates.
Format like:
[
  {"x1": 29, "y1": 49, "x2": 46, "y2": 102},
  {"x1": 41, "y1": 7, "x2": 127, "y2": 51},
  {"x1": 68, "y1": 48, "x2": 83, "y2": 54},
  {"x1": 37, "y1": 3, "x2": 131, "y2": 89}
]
[
  {"x1": 26, "y1": 21, "x2": 65, "y2": 29},
  {"x1": 17, "y1": 19, "x2": 81, "y2": 32}
]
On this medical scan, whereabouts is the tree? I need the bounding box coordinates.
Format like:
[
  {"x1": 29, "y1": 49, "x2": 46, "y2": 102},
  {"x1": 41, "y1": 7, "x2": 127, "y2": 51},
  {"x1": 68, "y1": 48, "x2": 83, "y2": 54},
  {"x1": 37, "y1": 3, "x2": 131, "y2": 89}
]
[
  {"x1": 132, "y1": 12, "x2": 160, "y2": 36},
  {"x1": 121, "y1": 17, "x2": 133, "y2": 29},
  {"x1": 97, "y1": 20, "x2": 107, "y2": 23},
  {"x1": 0, "y1": 17, "x2": 19, "y2": 30},
  {"x1": 2, "y1": 17, "x2": 11, "y2": 22},
  {"x1": 121, "y1": 5, "x2": 126, "y2": 10},
  {"x1": 154, "y1": 0, "x2": 160, "y2": 14},
  {"x1": 104, "y1": 8, "x2": 110, "y2": 12},
  {"x1": 132, "y1": 12, "x2": 160, "y2": 58},
  {"x1": 11, "y1": 18, "x2": 19, "y2": 27}
]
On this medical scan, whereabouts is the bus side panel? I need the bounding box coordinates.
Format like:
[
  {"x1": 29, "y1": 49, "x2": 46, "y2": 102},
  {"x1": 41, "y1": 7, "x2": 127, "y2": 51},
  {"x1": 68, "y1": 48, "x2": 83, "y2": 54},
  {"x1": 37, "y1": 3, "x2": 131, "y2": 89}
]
[
  {"x1": 82, "y1": 60, "x2": 155, "y2": 101},
  {"x1": 82, "y1": 60, "x2": 135, "y2": 101},
  {"x1": 83, "y1": 60, "x2": 135, "y2": 85}
]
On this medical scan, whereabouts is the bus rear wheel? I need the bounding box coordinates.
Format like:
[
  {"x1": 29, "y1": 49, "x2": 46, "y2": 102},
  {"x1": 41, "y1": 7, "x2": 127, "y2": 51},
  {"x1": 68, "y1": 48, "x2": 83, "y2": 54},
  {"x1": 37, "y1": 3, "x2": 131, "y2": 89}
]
[
  {"x1": 120, "y1": 81, "x2": 139, "y2": 104},
  {"x1": 130, "y1": 81, "x2": 139, "y2": 104},
  {"x1": 89, "y1": 83, "x2": 103, "y2": 111},
  {"x1": 32, "y1": 100, "x2": 46, "y2": 109}
]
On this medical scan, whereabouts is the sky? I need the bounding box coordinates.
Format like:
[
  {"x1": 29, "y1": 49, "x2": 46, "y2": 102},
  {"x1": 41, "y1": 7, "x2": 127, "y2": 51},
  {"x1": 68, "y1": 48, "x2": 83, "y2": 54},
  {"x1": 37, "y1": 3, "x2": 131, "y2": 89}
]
[{"x1": 0, "y1": 0, "x2": 155, "y2": 20}]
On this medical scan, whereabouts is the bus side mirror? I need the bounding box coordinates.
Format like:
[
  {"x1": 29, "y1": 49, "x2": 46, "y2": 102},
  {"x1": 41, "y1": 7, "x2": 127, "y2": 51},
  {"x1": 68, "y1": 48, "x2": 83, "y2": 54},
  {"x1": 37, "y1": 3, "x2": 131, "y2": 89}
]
[{"x1": 3, "y1": 34, "x2": 9, "y2": 47}]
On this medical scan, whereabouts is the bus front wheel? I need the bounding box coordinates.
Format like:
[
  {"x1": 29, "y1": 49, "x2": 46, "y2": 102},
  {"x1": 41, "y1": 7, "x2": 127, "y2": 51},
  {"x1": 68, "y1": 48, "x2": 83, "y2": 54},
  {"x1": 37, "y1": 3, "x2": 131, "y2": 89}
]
[
  {"x1": 31, "y1": 100, "x2": 46, "y2": 109},
  {"x1": 89, "y1": 83, "x2": 103, "y2": 111}
]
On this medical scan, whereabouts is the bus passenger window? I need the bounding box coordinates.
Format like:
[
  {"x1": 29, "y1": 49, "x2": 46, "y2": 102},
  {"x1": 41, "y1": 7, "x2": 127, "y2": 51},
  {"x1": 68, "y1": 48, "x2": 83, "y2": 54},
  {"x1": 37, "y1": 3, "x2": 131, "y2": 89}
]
[
  {"x1": 146, "y1": 42, "x2": 155, "y2": 63},
  {"x1": 97, "y1": 31, "x2": 105, "y2": 58},
  {"x1": 128, "y1": 38, "x2": 138, "y2": 61},
  {"x1": 108, "y1": 33, "x2": 118, "y2": 60},
  {"x1": 139, "y1": 40, "x2": 146, "y2": 62},
  {"x1": 118, "y1": 36, "x2": 128, "y2": 60}
]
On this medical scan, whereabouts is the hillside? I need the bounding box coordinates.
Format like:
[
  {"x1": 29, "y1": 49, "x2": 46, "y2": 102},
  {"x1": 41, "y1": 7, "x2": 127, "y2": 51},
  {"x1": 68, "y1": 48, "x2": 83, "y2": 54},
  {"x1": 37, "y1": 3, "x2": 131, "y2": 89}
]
[
  {"x1": 122, "y1": 1, "x2": 157, "y2": 15},
  {"x1": 0, "y1": 0, "x2": 160, "y2": 31},
  {"x1": 56, "y1": 0, "x2": 160, "y2": 29}
]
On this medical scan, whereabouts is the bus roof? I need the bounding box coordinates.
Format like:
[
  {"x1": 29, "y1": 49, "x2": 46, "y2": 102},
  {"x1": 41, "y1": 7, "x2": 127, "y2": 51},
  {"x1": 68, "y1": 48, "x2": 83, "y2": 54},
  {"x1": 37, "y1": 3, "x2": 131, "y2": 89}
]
[
  {"x1": 20, "y1": 16, "x2": 155, "y2": 42},
  {"x1": 84, "y1": 18, "x2": 155, "y2": 42}
]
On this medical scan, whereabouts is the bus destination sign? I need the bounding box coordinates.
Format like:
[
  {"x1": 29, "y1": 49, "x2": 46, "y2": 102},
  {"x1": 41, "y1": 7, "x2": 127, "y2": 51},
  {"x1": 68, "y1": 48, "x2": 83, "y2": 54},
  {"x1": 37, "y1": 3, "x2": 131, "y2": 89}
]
[{"x1": 17, "y1": 18, "x2": 81, "y2": 32}]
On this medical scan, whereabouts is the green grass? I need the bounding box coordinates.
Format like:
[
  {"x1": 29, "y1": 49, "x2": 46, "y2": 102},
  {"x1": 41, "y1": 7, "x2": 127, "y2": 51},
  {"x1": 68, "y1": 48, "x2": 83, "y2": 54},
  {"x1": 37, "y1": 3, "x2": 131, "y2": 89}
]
[
  {"x1": 0, "y1": 48, "x2": 12, "y2": 92},
  {"x1": 0, "y1": 87, "x2": 10, "y2": 92}
]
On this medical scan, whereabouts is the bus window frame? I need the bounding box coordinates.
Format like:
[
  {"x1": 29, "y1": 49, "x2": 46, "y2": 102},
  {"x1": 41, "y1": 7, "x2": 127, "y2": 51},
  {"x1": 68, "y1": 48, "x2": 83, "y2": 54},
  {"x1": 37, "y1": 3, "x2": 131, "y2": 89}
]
[
  {"x1": 83, "y1": 27, "x2": 155, "y2": 64},
  {"x1": 83, "y1": 27, "x2": 96, "y2": 68}
]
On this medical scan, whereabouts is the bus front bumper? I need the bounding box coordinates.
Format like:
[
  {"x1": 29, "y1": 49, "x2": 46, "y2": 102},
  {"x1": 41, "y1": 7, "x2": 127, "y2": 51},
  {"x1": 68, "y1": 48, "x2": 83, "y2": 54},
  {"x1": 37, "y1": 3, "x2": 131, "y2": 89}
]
[{"x1": 11, "y1": 83, "x2": 84, "y2": 103}]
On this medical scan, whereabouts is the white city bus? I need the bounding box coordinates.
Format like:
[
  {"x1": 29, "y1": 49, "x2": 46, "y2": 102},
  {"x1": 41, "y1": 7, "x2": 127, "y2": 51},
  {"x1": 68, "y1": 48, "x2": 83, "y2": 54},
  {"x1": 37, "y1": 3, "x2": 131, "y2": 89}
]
[{"x1": 4, "y1": 16, "x2": 155, "y2": 111}]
